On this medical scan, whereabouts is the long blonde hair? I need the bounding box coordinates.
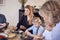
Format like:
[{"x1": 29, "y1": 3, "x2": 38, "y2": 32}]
[{"x1": 25, "y1": 5, "x2": 34, "y2": 25}]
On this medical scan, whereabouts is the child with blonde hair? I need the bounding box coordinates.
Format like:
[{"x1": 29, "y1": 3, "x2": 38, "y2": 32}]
[{"x1": 25, "y1": 17, "x2": 44, "y2": 40}]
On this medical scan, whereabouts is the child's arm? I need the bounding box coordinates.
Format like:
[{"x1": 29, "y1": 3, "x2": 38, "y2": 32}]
[
  {"x1": 25, "y1": 29, "x2": 40, "y2": 38},
  {"x1": 25, "y1": 26, "x2": 35, "y2": 37},
  {"x1": 25, "y1": 29, "x2": 35, "y2": 37}
]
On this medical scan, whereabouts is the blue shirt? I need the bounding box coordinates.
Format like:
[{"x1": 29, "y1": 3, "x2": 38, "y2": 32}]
[
  {"x1": 28, "y1": 25, "x2": 44, "y2": 35},
  {"x1": 52, "y1": 22, "x2": 60, "y2": 40}
]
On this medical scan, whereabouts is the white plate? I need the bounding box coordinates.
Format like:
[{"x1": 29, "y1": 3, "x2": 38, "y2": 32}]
[
  {"x1": 0, "y1": 33, "x2": 8, "y2": 37},
  {"x1": 19, "y1": 30, "x2": 23, "y2": 33}
]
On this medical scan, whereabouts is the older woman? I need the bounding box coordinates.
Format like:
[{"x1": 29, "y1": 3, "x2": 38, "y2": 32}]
[{"x1": 40, "y1": 0, "x2": 60, "y2": 40}]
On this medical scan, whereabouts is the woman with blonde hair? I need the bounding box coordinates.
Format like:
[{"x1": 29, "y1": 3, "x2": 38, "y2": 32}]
[
  {"x1": 16, "y1": 5, "x2": 34, "y2": 31},
  {"x1": 40, "y1": 0, "x2": 60, "y2": 40}
]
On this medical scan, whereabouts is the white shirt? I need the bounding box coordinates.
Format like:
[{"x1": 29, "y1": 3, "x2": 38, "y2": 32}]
[
  {"x1": 52, "y1": 22, "x2": 60, "y2": 40},
  {"x1": 43, "y1": 30, "x2": 52, "y2": 40}
]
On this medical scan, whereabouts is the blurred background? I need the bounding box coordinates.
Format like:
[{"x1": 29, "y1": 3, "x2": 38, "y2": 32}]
[{"x1": 0, "y1": 0, "x2": 50, "y2": 26}]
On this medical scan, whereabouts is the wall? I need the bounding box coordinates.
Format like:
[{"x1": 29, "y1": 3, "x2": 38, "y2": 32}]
[
  {"x1": 25, "y1": 0, "x2": 48, "y2": 8},
  {"x1": 0, "y1": 0, "x2": 48, "y2": 26},
  {"x1": 0, "y1": 0, "x2": 21, "y2": 26}
]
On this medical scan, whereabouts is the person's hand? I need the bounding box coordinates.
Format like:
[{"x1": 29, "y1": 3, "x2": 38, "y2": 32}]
[
  {"x1": 0, "y1": 23, "x2": 6, "y2": 28},
  {"x1": 34, "y1": 35, "x2": 40, "y2": 39},
  {"x1": 33, "y1": 35, "x2": 40, "y2": 40},
  {"x1": 33, "y1": 35, "x2": 44, "y2": 40},
  {"x1": 20, "y1": 25, "x2": 26, "y2": 29}
]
